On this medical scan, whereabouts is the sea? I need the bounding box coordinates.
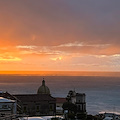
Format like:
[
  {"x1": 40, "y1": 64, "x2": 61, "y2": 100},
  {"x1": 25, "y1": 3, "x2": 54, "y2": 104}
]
[{"x1": 0, "y1": 75, "x2": 120, "y2": 115}]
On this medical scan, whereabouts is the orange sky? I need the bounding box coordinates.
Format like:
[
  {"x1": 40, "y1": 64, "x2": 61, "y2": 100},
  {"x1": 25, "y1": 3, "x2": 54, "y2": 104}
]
[{"x1": 0, "y1": 0, "x2": 120, "y2": 72}]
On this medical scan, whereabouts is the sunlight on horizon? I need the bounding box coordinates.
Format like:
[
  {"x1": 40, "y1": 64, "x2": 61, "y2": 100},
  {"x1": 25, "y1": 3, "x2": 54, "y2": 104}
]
[{"x1": 0, "y1": 71, "x2": 120, "y2": 77}]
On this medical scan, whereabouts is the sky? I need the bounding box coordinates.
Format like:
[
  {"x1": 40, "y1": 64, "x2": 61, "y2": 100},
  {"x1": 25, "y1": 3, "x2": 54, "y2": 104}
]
[{"x1": 0, "y1": 0, "x2": 120, "y2": 72}]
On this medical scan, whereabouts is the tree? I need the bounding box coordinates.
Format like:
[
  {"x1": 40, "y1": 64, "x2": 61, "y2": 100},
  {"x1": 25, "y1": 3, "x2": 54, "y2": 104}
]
[
  {"x1": 62, "y1": 102, "x2": 77, "y2": 119},
  {"x1": 62, "y1": 102, "x2": 77, "y2": 114}
]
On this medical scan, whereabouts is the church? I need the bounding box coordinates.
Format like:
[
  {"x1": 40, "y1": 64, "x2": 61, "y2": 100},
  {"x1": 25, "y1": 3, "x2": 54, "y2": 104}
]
[
  {"x1": 0, "y1": 78, "x2": 87, "y2": 118},
  {"x1": 13, "y1": 79, "x2": 56, "y2": 116}
]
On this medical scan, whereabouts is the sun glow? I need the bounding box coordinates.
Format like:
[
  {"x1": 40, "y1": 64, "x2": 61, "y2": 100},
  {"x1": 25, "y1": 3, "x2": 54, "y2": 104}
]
[
  {"x1": 0, "y1": 56, "x2": 21, "y2": 61},
  {"x1": 50, "y1": 56, "x2": 63, "y2": 61}
]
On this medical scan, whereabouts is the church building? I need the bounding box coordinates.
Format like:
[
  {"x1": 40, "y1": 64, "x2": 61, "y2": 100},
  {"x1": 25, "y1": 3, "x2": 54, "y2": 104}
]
[
  {"x1": 13, "y1": 79, "x2": 56, "y2": 116},
  {"x1": 0, "y1": 79, "x2": 87, "y2": 118}
]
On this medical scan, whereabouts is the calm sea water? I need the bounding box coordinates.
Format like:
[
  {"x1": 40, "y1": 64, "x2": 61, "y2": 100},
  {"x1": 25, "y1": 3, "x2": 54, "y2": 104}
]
[{"x1": 0, "y1": 75, "x2": 120, "y2": 115}]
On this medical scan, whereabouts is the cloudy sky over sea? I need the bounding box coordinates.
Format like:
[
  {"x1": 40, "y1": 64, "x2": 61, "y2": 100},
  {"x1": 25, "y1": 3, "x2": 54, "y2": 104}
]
[{"x1": 0, "y1": 0, "x2": 120, "y2": 71}]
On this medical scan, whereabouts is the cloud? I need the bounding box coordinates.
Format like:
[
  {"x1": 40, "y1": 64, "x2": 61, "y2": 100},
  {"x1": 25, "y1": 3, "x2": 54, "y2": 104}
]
[
  {"x1": 0, "y1": 55, "x2": 21, "y2": 61},
  {"x1": 50, "y1": 56, "x2": 63, "y2": 61},
  {"x1": 14, "y1": 42, "x2": 120, "y2": 57},
  {"x1": 53, "y1": 42, "x2": 120, "y2": 56},
  {"x1": 16, "y1": 45, "x2": 37, "y2": 49},
  {"x1": 0, "y1": 0, "x2": 120, "y2": 46},
  {"x1": 0, "y1": 0, "x2": 120, "y2": 71}
]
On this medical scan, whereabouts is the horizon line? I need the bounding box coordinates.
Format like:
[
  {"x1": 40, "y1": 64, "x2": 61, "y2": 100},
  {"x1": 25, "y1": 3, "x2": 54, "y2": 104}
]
[{"x1": 0, "y1": 71, "x2": 120, "y2": 77}]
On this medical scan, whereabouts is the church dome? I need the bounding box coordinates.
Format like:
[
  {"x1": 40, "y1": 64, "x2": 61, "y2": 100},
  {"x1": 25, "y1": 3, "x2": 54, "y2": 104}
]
[{"x1": 37, "y1": 79, "x2": 50, "y2": 94}]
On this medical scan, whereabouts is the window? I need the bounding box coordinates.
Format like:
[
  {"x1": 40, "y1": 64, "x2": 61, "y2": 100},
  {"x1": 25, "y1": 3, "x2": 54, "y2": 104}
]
[
  {"x1": 78, "y1": 105, "x2": 80, "y2": 110},
  {"x1": 23, "y1": 106, "x2": 27, "y2": 112},
  {"x1": 36, "y1": 106, "x2": 39, "y2": 112},
  {"x1": 49, "y1": 105, "x2": 53, "y2": 110},
  {"x1": 2, "y1": 105, "x2": 8, "y2": 109}
]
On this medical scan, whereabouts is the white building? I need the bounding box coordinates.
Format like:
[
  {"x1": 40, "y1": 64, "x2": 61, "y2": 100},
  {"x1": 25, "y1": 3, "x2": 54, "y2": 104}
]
[
  {"x1": 103, "y1": 113, "x2": 120, "y2": 120},
  {"x1": 56, "y1": 97, "x2": 67, "y2": 115},
  {"x1": 67, "y1": 90, "x2": 87, "y2": 119},
  {"x1": 67, "y1": 90, "x2": 86, "y2": 113},
  {"x1": 0, "y1": 97, "x2": 17, "y2": 114},
  {"x1": 75, "y1": 93, "x2": 86, "y2": 113}
]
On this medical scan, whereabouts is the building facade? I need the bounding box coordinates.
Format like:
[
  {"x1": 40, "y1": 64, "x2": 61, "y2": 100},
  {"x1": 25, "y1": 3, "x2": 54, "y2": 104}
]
[
  {"x1": 13, "y1": 79, "x2": 56, "y2": 116},
  {"x1": 0, "y1": 97, "x2": 17, "y2": 115},
  {"x1": 67, "y1": 90, "x2": 87, "y2": 119},
  {"x1": 14, "y1": 94, "x2": 56, "y2": 116},
  {"x1": 56, "y1": 97, "x2": 66, "y2": 115},
  {"x1": 0, "y1": 79, "x2": 56, "y2": 116}
]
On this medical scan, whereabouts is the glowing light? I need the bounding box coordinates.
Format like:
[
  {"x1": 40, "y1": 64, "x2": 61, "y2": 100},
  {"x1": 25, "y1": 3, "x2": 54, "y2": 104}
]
[
  {"x1": 95, "y1": 55, "x2": 107, "y2": 58},
  {"x1": 112, "y1": 54, "x2": 120, "y2": 57},
  {"x1": 59, "y1": 56, "x2": 62, "y2": 60},
  {"x1": 50, "y1": 56, "x2": 63, "y2": 61},
  {"x1": 0, "y1": 56, "x2": 22, "y2": 61}
]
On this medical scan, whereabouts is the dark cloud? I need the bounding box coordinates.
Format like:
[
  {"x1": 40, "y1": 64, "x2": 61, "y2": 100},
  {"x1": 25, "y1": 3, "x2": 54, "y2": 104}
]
[{"x1": 0, "y1": 0, "x2": 120, "y2": 46}]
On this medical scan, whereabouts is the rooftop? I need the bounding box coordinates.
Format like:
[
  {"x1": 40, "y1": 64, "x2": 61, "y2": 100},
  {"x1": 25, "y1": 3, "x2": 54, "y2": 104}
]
[
  {"x1": 56, "y1": 97, "x2": 66, "y2": 103},
  {"x1": 14, "y1": 94, "x2": 56, "y2": 102}
]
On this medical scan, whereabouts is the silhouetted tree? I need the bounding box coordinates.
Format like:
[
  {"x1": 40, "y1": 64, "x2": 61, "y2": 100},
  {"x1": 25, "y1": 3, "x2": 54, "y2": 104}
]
[
  {"x1": 62, "y1": 102, "x2": 77, "y2": 119},
  {"x1": 63, "y1": 102, "x2": 77, "y2": 114}
]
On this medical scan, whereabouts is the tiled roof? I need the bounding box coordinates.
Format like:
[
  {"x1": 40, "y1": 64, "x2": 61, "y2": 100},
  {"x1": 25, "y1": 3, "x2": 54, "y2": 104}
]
[
  {"x1": 0, "y1": 92, "x2": 19, "y2": 101},
  {"x1": 56, "y1": 97, "x2": 66, "y2": 103},
  {"x1": 14, "y1": 94, "x2": 56, "y2": 102},
  {"x1": 0, "y1": 97, "x2": 15, "y2": 102}
]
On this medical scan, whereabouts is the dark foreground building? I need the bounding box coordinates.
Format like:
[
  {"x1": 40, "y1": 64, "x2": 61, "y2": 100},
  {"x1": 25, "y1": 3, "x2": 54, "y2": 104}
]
[
  {"x1": 0, "y1": 79, "x2": 56, "y2": 116},
  {"x1": 14, "y1": 79, "x2": 56, "y2": 116},
  {"x1": 63, "y1": 90, "x2": 87, "y2": 120},
  {"x1": 14, "y1": 94, "x2": 56, "y2": 116},
  {"x1": 0, "y1": 79, "x2": 87, "y2": 118}
]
